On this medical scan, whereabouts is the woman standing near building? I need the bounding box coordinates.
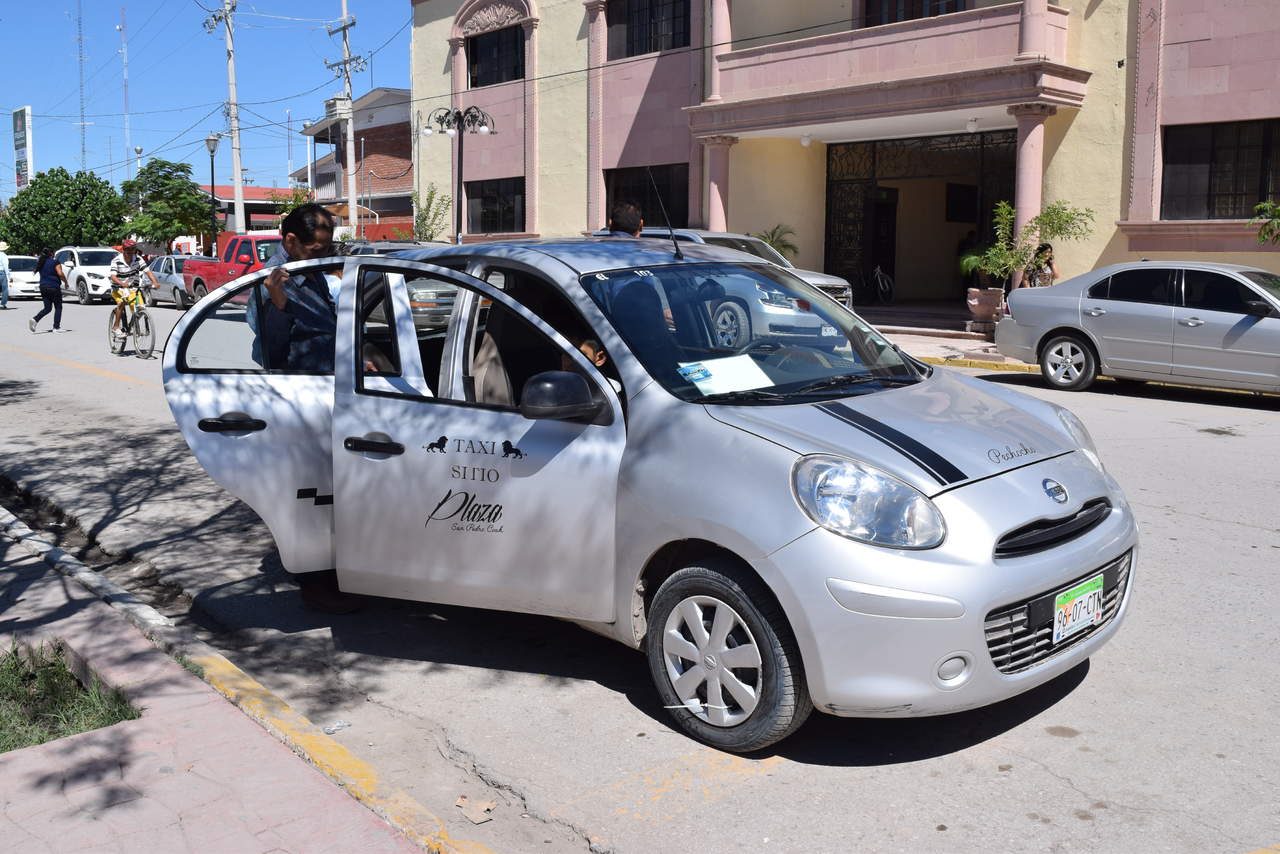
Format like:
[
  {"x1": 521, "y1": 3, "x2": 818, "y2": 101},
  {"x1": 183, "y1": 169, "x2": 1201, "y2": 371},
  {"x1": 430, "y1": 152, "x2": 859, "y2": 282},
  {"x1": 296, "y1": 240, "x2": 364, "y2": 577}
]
[
  {"x1": 1021, "y1": 243, "x2": 1060, "y2": 289},
  {"x1": 29, "y1": 248, "x2": 68, "y2": 333}
]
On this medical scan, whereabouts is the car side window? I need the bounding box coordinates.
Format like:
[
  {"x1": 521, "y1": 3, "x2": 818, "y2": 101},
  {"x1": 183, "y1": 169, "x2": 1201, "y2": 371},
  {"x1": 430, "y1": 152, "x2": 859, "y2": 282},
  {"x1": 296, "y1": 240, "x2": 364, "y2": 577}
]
[
  {"x1": 179, "y1": 265, "x2": 342, "y2": 374},
  {"x1": 1087, "y1": 279, "x2": 1109, "y2": 299},
  {"x1": 356, "y1": 269, "x2": 403, "y2": 381},
  {"x1": 222, "y1": 240, "x2": 238, "y2": 263},
  {"x1": 1183, "y1": 270, "x2": 1257, "y2": 314},
  {"x1": 1105, "y1": 269, "x2": 1173, "y2": 305},
  {"x1": 55, "y1": 251, "x2": 71, "y2": 266}
]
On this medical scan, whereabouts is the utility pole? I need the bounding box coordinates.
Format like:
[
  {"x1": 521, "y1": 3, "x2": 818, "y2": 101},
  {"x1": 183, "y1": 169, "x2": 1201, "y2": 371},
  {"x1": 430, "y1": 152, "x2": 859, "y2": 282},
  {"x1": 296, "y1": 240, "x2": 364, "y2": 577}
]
[
  {"x1": 75, "y1": 0, "x2": 89, "y2": 169},
  {"x1": 205, "y1": 1, "x2": 246, "y2": 233},
  {"x1": 286, "y1": 109, "x2": 293, "y2": 187},
  {"x1": 326, "y1": 2, "x2": 363, "y2": 238},
  {"x1": 116, "y1": 8, "x2": 132, "y2": 182}
]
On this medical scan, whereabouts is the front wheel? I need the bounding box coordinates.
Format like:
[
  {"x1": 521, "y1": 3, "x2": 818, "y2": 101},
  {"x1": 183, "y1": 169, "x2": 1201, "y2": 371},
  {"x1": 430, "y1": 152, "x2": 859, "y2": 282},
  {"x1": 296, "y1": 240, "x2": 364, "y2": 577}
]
[
  {"x1": 172, "y1": 287, "x2": 188, "y2": 310},
  {"x1": 132, "y1": 309, "x2": 155, "y2": 359},
  {"x1": 712, "y1": 301, "x2": 751, "y2": 349},
  {"x1": 107, "y1": 311, "x2": 124, "y2": 355},
  {"x1": 875, "y1": 268, "x2": 895, "y2": 305},
  {"x1": 144, "y1": 287, "x2": 156, "y2": 308},
  {"x1": 646, "y1": 561, "x2": 812, "y2": 753},
  {"x1": 1040, "y1": 334, "x2": 1098, "y2": 391},
  {"x1": 77, "y1": 280, "x2": 92, "y2": 305}
]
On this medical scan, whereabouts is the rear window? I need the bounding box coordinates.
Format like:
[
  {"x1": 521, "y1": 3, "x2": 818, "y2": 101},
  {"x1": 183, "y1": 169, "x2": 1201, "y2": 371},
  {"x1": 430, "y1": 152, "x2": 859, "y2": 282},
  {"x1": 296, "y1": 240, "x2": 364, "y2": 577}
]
[
  {"x1": 8, "y1": 257, "x2": 36, "y2": 272},
  {"x1": 1106, "y1": 269, "x2": 1172, "y2": 304}
]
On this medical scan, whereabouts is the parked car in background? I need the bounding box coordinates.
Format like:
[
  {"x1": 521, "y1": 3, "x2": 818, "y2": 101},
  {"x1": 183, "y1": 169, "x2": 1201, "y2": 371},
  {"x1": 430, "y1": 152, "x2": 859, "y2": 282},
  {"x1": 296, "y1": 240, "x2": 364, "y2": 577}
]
[
  {"x1": 147, "y1": 255, "x2": 203, "y2": 309},
  {"x1": 996, "y1": 261, "x2": 1280, "y2": 393},
  {"x1": 342, "y1": 239, "x2": 449, "y2": 256},
  {"x1": 56, "y1": 246, "x2": 121, "y2": 304},
  {"x1": 637, "y1": 228, "x2": 854, "y2": 307},
  {"x1": 5, "y1": 255, "x2": 40, "y2": 298},
  {"x1": 182, "y1": 233, "x2": 282, "y2": 302},
  {"x1": 347, "y1": 240, "x2": 456, "y2": 328}
]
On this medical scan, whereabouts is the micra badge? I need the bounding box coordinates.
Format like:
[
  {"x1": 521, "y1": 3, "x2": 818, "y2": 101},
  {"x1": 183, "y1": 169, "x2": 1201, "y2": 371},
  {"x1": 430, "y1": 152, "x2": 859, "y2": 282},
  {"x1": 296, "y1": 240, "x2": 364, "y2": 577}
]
[{"x1": 1042, "y1": 479, "x2": 1069, "y2": 504}]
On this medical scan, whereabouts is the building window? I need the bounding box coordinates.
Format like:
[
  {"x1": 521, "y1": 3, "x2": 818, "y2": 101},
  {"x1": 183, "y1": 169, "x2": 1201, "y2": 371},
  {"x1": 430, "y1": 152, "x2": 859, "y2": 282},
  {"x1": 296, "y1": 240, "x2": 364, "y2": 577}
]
[
  {"x1": 466, "y1": 177, "x2": 525, "y2": 233},
  {"x1": 604, "y1": 163, "x2": 689, "y2": 228},
  {"x1": 1162, "y1": 120, "x2": 1280, "y2": 220},
  {"x1": 606, "y1": 0, "x2": 690, "y2": 61},
  {"x1": 467, "y1": 25, "x2": 524, "y2": 88},
  {"x1": 864, "y1": 0, "x2": 967, "y2": 27}
]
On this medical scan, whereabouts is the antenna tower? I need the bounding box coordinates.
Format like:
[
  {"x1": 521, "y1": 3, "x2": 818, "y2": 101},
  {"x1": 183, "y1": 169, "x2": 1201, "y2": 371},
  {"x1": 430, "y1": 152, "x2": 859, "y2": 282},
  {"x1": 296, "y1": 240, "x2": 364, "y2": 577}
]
[
  {"x1": 117, "y1": 8, "x2": 132, "y2": 182},
  {"x1": 76, "y1": 0, "x2": 88, "y2": 169}
]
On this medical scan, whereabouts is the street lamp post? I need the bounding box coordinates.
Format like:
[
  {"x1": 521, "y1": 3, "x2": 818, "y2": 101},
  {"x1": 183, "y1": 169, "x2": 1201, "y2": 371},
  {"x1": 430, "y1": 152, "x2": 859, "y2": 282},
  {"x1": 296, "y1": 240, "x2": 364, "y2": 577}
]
[
  {"x1": 205, "y1": 133, "x2": 221, "y2": 254},
  {"x1": 133, "y1": 146, "x2": 144, "y2": 212},
  {"x1": 423, "y1": 106, "x2": 495, "y2": 245}
]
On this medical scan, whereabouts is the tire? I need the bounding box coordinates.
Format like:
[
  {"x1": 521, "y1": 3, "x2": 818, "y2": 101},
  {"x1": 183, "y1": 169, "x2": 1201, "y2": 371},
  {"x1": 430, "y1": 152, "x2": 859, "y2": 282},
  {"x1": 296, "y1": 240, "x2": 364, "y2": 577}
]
[
  {"x1": 712, "y1": 301, "x2": 751, "y2": 349},
  {"x1": 1039, "y1": 334, "x2": 1098, "y2": 391},
  {"x1": 646, "y1": 560, "x2": 813, "y2": 753},
  {"x1": 193, "y1": 281, "x2": 208, "y2": 300},
  {"x1": 172, "y1": 287, "x2": 188, "y2": 310},
  {"x1": 144, "y1": 287, "x2": 156, "y2": 308},
  {"x1": 77, "y1": 279, "x2": 92, "y2": 305},
  {"x1": 132, "y1": 309, "x2": 155, "y2": 359},
  {"x1": 107, "y1": 311, "x2": 124, "y2": 355}
]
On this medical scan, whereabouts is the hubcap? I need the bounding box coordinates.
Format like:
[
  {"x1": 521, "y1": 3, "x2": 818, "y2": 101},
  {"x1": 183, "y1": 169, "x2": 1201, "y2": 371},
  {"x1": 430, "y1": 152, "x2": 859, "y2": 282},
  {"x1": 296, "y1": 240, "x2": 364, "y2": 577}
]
[
  {"x1": 1047, "y1": 342, "x2": 1084, "y2": 384},
  {"x1": 714, "y1": 309, "x2": 740, "y2": 347},
  {"x1": 662, "y1": 595, "x2": 762, "y2": 727}
]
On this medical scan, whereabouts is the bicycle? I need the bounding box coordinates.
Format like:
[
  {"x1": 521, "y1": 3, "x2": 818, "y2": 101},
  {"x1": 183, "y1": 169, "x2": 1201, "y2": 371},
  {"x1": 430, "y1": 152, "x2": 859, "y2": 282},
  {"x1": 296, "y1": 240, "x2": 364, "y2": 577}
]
[
  {"x1": 108, "y1": 284, "x2": 155, "y2": 358},
  {"x1": 851, "y1": 265, "x2": 896, "y2": 306}
]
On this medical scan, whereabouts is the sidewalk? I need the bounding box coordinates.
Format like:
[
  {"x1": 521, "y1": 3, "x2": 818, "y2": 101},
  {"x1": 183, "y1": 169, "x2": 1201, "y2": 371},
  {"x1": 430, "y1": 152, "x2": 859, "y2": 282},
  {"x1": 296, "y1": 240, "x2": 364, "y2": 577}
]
[
  {"x1": 0, "y1": 522, "x2": 451, "y2": 854},
  {"x1": 880, "y1": 328, "x2": 1035, "y2": 372}
]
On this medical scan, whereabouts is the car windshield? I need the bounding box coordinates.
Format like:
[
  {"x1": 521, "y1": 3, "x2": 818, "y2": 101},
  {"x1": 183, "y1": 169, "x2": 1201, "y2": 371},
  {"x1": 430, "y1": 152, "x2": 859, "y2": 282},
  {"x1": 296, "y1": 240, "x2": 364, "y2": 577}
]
[
  {"x1": 81, "y1": 251, "x2": 119, "y2": 266},
  {"x1": 255, "y1": 239, "x2": 282, "y2": 263},
  {"x1": 8, "y1": 257, "x2": 36, "y2": 271},
  {"x1": 581, "y1": 262, "x2": 920, "y2": 404},
  {"x1": 703, "y1": 236, "x2": 791, "y2": 267},
  {"x1": 1241, "y1": 270, "x2": 1280, "y2": 301}
]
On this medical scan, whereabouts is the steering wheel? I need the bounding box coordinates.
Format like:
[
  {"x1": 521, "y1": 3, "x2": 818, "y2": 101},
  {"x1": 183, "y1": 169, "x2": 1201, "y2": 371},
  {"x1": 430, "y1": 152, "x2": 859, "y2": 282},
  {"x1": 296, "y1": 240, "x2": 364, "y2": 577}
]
[{"x1": 731, "y1": 339, "x2": 784, "y2": 357}]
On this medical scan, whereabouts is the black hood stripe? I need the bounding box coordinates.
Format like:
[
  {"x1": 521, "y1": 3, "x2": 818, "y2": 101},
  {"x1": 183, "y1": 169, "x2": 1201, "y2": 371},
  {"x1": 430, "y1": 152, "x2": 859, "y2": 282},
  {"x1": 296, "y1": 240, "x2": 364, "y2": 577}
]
[{"x1": 817, "y1": 402, "x2": 967, "y2": 486}]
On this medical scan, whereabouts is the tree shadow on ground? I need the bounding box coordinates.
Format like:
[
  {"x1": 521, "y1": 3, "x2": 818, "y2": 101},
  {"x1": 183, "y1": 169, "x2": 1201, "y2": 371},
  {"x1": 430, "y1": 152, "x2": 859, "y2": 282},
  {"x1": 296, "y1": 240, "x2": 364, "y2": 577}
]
[{"x1": 981, "y1": 372, "x2": 1280, "y2": 412}]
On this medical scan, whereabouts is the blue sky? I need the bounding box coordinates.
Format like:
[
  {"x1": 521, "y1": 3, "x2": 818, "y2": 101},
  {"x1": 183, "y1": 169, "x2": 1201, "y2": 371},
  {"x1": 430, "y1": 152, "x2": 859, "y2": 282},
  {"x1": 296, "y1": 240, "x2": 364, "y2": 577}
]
[{"x1": 0, "y1": 1, "x2": 412, "y2": 201}]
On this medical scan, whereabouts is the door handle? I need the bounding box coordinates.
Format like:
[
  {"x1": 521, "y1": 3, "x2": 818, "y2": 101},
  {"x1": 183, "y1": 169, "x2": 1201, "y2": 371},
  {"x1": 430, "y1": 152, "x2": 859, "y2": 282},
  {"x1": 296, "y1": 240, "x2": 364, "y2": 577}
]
[
  {"x1": 343, "y1": 436, "x2": 405, "y2": 455},
  {"x1": 198, "y1": 416, "x2": 267, "y2": 433},
  {"x1": 1180, "y1": 317, "x2": 1205, "y2": 327},
  {"x1": 1086, "y1": 307, "x2": 1107, "y2": 317}
]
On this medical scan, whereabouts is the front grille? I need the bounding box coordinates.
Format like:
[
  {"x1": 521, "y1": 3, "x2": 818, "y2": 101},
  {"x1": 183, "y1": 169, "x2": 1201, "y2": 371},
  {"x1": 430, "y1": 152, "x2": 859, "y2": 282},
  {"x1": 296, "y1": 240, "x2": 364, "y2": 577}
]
[
  {"x1": 817, "y1": 285, "x2": 852, "y2": 307},
  {"x1": 984, "y1": 552, "x2": 1131, "y2": 674},
  {"x1": 994, "y1": 498, "x2": 1112, "y2": 559}
]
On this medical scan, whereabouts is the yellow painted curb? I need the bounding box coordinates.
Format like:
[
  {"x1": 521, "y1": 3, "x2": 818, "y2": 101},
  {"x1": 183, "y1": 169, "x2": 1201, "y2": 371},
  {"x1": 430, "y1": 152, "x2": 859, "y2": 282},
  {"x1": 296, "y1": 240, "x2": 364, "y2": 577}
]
[
  {"x1": 921, "y1": 356, "x2": 1037, "y2": 373},
  {"x1": 190, "y1": 653, "x2": 495, "y2": 854}
]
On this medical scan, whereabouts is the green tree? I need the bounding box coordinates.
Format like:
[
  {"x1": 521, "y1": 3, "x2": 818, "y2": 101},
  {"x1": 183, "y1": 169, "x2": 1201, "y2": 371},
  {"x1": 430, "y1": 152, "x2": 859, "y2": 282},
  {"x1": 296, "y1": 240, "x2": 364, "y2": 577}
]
[
  {"x1": 0, "y1": 168, "x2": 127, "y2": 253},
  {"x1": 1248, "y1": 200, "x2": 1280, "y2": 245},
  {"x1": 411, "y1": 184, "x2": 452, "y2": 241},
  {"x1": 121, "y1": 159, "x2": 214, "y2": 249},
  {"x1": 749, "y1": 223, "x2": 799, "y2": 259},
  {"x1": 268, "y1": 185, "x2": 313, "y2": 219},
  {"x1": 970, "y1": 200, "x2": 1095, "y2": 286}
]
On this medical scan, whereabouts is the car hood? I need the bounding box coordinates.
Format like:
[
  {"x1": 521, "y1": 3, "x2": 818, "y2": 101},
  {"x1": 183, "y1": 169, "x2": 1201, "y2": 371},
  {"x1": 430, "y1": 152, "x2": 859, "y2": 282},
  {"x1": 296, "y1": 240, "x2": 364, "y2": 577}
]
[
  {"x1": 705, "y1": 369, "x2": 1076, "y2": 496},
  {"x1": 791, "y1": 268, "x2": 851, "y2": 288}
]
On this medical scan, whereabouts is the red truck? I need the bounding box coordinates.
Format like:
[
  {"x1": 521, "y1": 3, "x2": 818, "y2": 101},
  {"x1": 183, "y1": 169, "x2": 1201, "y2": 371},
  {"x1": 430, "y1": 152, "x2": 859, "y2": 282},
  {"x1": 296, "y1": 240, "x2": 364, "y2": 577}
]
[{"x1": 182, "y1": 233, "x2": 282, "y2": 301}]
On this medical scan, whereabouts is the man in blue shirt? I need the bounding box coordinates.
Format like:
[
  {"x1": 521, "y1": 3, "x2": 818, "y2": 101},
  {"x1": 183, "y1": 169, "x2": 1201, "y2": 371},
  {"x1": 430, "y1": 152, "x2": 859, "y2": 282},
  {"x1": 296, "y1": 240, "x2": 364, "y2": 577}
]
[{"x1": 248, "y1": 203, "x2": 338, "y2": 371}]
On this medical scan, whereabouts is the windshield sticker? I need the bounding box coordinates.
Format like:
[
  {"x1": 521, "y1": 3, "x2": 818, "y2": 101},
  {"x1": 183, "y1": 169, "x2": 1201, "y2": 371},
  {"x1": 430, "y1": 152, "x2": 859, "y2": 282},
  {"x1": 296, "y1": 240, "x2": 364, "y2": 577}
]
[{"x1": 678, "y1": 356, "x2": 775, "y2": 396}]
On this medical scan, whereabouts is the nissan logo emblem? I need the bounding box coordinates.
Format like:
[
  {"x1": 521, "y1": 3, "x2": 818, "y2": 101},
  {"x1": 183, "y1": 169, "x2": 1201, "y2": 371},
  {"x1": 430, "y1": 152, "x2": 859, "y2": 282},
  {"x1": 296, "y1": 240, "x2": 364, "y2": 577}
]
[{"x1": 1042, "y1": 479, "x2": 1069, "y2": 504}]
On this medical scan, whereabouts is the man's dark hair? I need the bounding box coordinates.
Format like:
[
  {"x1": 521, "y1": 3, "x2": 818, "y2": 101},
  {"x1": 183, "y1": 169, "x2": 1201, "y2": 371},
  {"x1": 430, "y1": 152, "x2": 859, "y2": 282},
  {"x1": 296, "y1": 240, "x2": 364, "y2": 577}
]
[
  {"x1": 607, "y1": 201, "x2": 643, "y2": 237},
  {"x1": 281, "y1": 202, "x2": 336, "y2": 243}
]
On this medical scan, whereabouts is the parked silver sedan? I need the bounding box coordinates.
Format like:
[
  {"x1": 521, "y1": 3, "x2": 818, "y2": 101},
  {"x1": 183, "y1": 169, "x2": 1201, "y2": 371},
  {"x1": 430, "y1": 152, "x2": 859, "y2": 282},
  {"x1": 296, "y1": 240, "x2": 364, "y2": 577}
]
[
  {"x1": 997, "y1": 262, "x2": 1280, "y2": 392},
  {"x1": 147, "y1": 255, "x2": 199, "y2": 309}
]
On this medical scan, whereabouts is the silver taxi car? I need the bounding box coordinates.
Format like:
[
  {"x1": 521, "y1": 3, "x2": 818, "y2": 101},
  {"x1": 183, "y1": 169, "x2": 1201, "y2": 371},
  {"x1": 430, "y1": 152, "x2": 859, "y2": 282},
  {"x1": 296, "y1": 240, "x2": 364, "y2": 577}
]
[{"x1": 163, "y1": 239, "x2": 1137, "y2": 752}]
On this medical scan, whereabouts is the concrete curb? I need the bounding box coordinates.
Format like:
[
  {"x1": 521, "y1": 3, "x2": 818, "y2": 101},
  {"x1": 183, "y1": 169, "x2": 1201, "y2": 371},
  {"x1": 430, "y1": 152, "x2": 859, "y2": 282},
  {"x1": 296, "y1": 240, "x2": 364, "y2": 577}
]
[
  {"x1": 0, "y1": 506, "x2": 493, "y2": 854},
  {"x1": 874, "y1": 324, "x2": 990, "y2": 341},
  {"x1": 921, "y1": 356, "x2": 1038, "y2": 373}
]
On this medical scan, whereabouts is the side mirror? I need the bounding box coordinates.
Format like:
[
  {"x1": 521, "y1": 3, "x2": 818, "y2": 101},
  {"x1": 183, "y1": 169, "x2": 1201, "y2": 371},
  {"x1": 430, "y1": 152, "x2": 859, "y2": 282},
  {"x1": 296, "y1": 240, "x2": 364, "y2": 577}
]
[
  {"x1": 520, "y1": 371, "x2": 609, "y2": 424},
  {"x1": 63, "y1": 258, "x2": 75, "y2": 269},
  {"x1": 1245, "y1": 299, "x2": 1274, "y2": 318}
]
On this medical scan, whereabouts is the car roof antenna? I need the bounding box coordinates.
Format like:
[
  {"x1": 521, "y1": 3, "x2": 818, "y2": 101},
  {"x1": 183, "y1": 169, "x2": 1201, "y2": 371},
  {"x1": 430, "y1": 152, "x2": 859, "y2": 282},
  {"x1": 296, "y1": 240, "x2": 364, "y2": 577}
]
[{"x1": 645, "y1": 166, "x2": 683, "y2": 260}]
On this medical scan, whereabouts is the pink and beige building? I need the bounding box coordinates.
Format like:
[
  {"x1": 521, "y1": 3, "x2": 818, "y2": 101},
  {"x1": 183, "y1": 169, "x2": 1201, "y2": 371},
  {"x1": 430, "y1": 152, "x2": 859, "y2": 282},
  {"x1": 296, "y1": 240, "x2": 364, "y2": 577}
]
[{"x1": 410, "y1": 0, "x2": 1280, "y2": 300}]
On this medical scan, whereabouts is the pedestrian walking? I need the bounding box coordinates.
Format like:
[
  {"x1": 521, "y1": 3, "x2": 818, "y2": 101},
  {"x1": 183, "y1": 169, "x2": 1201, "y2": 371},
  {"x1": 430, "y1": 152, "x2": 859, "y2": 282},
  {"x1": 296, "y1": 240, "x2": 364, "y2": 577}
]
[
  {"x1": 29, "y1": 248, "x2": 68, "y2": 333},
  {"x1": 0, "y1": 241, "x2": 10, "y2": 309}
]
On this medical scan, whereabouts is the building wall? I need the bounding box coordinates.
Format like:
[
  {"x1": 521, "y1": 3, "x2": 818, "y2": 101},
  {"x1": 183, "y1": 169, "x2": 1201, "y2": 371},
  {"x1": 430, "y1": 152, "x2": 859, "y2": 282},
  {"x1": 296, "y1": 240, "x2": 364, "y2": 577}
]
[
  {"x1": 731, "y1": 0, "x2": 852, "y2": 50},
  {"x1": 724, "y1": 137, "x2": 826, "y2": 271},
  {"x1": 355, "y1": 121, "x2": 414, "y2": 196},
  {"x1": 411, "y1": 0, "x2": 465, "y2": 226},
  {"x1": 537, "y1": 0, "x2": 591, "y2": 236}
]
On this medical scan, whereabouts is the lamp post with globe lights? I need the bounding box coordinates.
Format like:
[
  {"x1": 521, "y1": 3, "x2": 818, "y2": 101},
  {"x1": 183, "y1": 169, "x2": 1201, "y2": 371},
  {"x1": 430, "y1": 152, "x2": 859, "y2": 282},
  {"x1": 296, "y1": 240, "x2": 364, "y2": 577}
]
[
  {"x1": 422, "y1": 106, "x2": 495, "y2": 245},
  {"x1": 205, "y1": 133, "x2": 221, "y2": 253}
]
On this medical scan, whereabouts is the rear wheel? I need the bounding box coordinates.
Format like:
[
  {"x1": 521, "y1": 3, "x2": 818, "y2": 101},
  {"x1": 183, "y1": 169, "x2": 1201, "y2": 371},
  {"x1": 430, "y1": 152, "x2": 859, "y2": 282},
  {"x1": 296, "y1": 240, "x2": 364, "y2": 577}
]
[
  {"x1": 193, "y1": 281, "x2": 208, "y2": 300},
  {"x1": 132, "y1": 308, "x2": 155, "y2": 359},
  {"x1": 646, "y1": 560, "x2": 812, "y2": 753},
  {"x1": 77, "y1": 280, "x2": 92, "y2": 305},
  {"x1": 1040, "y1": 334, "x2": 1097, "y2": 391},
  {"x1": 874, "y1": 267, "x2": 895, "y2": 305}
]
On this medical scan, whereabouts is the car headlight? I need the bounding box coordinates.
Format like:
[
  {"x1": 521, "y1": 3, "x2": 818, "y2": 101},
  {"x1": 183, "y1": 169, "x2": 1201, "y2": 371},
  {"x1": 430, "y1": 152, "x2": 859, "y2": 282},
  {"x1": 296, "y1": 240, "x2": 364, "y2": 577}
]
[
  {"x1": 1056, "y1": 407, "x2": 1104, "y2": 470},
  {"x1": 86, "y1": 272, "x2": 105, "y2": 280},
  {"x1": 792, "y1": 455, "x2": 946, "y2": 549}
]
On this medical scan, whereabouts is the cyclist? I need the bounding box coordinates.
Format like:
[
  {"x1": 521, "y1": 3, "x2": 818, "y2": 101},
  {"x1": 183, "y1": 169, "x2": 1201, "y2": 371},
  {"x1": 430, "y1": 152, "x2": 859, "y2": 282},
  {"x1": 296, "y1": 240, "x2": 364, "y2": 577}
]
[{"x1": 109, "y1": 239, "x2": 159, "y2": 341}]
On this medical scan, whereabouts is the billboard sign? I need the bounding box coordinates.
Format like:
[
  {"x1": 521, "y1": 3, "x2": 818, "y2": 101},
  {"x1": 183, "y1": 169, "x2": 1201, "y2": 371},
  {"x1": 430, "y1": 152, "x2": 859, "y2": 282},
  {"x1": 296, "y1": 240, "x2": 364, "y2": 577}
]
[{"x1": 13, "y1": 106, "x2": 32, "y2": 189}]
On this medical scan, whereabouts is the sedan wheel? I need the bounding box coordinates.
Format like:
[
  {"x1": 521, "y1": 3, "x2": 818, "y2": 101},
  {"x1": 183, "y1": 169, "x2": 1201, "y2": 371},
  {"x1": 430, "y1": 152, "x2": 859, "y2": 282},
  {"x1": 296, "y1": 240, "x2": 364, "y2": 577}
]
[
  {"x1": 1040, "y1": 335, "x2": 1098, "y2": 391},
  {"x1": 76, "y1": 280, "x2": 92, "y2": 305},
  {"x1": 713, "y1": 302, "x2": 750, "y2": 349},
  {"x1": 646, "y1": 561, "x2": 812, "y2": 752},
  {"x1": 173, "y1": 288, "x2": 188, "y2": 310}
]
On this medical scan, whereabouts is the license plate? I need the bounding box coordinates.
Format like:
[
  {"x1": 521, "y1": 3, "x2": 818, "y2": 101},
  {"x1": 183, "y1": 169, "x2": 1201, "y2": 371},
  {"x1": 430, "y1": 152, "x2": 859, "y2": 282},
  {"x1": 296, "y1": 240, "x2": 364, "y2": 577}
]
[
  {"x1": 820, "y1": 325, "x2": 839, "y2": 337},
  {"x1": 1052, "y1": 573, "x2": 1105, "y2": 644}
]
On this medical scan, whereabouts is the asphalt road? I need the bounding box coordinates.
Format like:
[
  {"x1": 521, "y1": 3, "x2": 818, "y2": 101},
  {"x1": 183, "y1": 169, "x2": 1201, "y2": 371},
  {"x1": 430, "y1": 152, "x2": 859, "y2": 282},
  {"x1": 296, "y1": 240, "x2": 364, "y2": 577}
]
[{"x1": 1, "y1": 298, "x2": 1277, "y2": 853}]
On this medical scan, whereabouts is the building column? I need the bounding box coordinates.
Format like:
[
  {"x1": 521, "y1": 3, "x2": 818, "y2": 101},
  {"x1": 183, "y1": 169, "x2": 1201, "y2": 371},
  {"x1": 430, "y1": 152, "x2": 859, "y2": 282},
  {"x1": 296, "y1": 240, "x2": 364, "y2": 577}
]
[
  {"x1": 706, "y1": 0, "x2": 731, "y2": 102},
  {"x1": 703, "y1": 135, "x2": 737, "y2": 231},
  {"x1": 449, "y1": 36, "x2": 467, "y2": 237},
  {"x1": 523, "y1": 18, "x2": 539, "y2": 235},
  {"x1": 1009, "y1": 104, "x2": 1056, "y2": 236},
  {"x1": 1016, "y1": 0, "x2": 1048, "y2": 61},
  {"x1": 584, "y1": 0, "x2": 607, "y2": 230}
]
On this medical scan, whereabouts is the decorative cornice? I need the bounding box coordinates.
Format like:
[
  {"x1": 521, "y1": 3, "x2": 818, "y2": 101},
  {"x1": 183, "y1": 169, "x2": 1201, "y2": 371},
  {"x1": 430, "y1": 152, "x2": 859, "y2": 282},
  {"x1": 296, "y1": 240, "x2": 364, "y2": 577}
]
[
  {"x1": 700, "y1": 135, "x2": 739, "y2": 147},
  {"x1": 1007, "y1": 103, "x2": 1058, "y2": 119},
  {"x1": 459, "y1": 2, "x2": 525, "y2": 37},
  {"x1": 583, "y1": 0, "x2": 608, "y2": 12}
]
